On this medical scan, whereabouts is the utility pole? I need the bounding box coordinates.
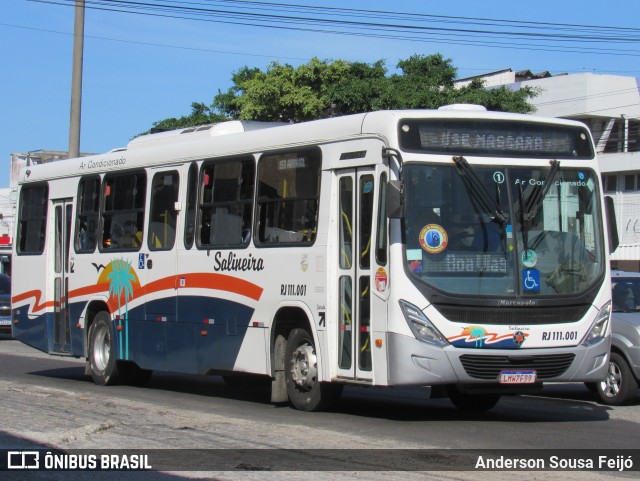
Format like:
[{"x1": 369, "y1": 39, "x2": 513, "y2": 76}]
[{"x1": 68, "y1": 0, "x2": 85, "y2": 159}]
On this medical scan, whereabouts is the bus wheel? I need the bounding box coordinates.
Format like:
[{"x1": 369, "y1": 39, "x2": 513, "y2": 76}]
[
  {"x1": 88, "y1": 312, "x2": 121, "y2": 386},
  {"x1": 596, "y1": 352, "x2": 638, "y2": 406},
  {"x1": 285, "y1": 327, "x2": 342, "y2": 411},
  {"x1": 446, "y1": 385, "x2": 501, "y2": 412}
]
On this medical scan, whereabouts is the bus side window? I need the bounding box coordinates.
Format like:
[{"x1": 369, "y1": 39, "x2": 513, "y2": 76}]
[
  {"x1": 100, "y1": 171, "x2": 146, "y2": 251},
  {"x1": 148, "y1": 171, "x2": 179, "y2": 251},
  {"x1": 198, "y1": 157, "x2": 255, "y2": 248},
  {"x1": 359, "y1": 174, "x2": 375, "y2": 269},
  {"x1": 256, "y1": 149, "x2": 321, "y2": 246},
  {"x1": 184, "y1": 162, "x2": 198, "y2": 250},
  {"x1": 75, "y1": 175, "x2": 100, "y2": 253},
  {"x1": 375, "y1": 173, "x2": 388, "y2": 265},
  {"x1": 17, "y1": 183, "x2": 49, "y2": 255}
]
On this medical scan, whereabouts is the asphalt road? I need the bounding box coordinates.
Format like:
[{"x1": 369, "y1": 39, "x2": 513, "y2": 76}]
[{"x1": 1, "y1": 335, "x2": 639, "y2": 480}]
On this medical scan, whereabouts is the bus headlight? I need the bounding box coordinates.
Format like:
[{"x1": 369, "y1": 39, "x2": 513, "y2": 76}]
[
  {"x1": 581, "y1": 301, "x2": 611, "y2": 347},
  {"x1": 399, "y1": 300, "x2": 448, "y2": 346}
]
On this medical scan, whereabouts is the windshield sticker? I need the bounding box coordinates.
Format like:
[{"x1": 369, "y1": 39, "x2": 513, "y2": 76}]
[
  {"x1": 419, "y1": 224, "x2": 448, "y2": 254},
  {"x1": 406, "y1": 249, "x2": 422, "y2": 261},
  {"x1": 506, "y1": 224, "x2": 513, "y2": 239},
  {"x1": 521, "y1": 249, "x2": 537, "y2": 268},
  {"x1": 522, "y1": 269, "x2": 541, "y2": 291},
  {"x1": 410, "y1": 260, "x2": 422, "y2": 273}
]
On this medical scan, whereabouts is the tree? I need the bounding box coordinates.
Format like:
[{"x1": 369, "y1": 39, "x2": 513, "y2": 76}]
[{"x1": 144, "y1": 54, "x2": 537, "y2": 133}]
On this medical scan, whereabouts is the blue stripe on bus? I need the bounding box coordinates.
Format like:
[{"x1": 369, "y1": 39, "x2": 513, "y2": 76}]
[{"x1": 13, "y1": 296, "x2": 257, "y2": 375}]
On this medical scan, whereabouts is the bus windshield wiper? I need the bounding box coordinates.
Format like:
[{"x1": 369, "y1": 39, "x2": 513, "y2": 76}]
[
  {"x1": 522, "y1": 160, "x2": 560, "y2": 223},
  {"x1": 519, "y1": 159, "x2": 560, "y2": 257},
  {"x1": 518, "y1": 183, "x2": 529, "y2": 255},
  {"x1": 453, "y1": 156, "x2": 507, "y2": 225}
]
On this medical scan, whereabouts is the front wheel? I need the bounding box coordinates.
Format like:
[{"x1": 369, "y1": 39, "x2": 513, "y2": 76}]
[
  {"x1": 446, "y1": 385, "x2": 501, "y2": 412},
  {"x1": 88, "y1": 311, "x2": 121, "y2": 386},
  {"x1": 596, "y1": 352, "x2": 638, "y2": 406},
  {"x1": 285, "y1": 327, "x2": 342, "y2": 411}
]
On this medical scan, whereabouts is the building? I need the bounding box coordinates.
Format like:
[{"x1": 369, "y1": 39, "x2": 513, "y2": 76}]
[{"x1": 456, "y1": 69, "x2": 640, "y2": 271}]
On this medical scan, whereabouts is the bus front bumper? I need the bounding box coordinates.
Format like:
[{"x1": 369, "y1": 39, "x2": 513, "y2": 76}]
[{"x1": 386, "y1": 332, "x2": 610, "y2": 387}]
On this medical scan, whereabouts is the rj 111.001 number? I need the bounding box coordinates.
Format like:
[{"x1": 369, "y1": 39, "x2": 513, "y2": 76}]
[{"x1": 541, "y1": 330, "x2": 578, "y2": 341}]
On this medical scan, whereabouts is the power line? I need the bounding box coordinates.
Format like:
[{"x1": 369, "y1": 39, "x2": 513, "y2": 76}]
[
  {"x1": 4, "y1": 19, "x2": 638, "y2": 76},
  {"x1": 66, "y1": 0, "x2": 640, "y2": 43},
  {"x1": 0, "y1": 21, "x2": 309, "y2": 61},
  {"x1": 29, "y1": 0, "x2": 640, "y2": 58},
  {"x1": 68, "y1": 0, "x2": 640, "y2": 35}
]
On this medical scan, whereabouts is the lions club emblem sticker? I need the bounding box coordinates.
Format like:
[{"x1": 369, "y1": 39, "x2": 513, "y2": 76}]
[{"x1": 419, "y1": 224, "x2": 448, "y2": 254}]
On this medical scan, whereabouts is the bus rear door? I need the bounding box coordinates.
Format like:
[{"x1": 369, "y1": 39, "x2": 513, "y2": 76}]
[{"x1": 51, "y1": 198, "x2": 73, "y2": 354}]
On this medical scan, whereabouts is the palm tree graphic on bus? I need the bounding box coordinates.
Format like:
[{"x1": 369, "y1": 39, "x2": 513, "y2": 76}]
[
  {"x1": 103, "y1": 258, "x2": 139, "y2": 360},
  {"x1": 462, "y1": 325, "x2": 488, "y2": 347}
]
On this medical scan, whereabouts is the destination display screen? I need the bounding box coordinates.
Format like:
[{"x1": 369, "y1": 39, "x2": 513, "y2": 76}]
[
  {"x1": 399, "y1": 119, "x2": 594, "y2": 159},
  {"x1": 409, "y1": 251, "x2": 508, "y2": 275}
]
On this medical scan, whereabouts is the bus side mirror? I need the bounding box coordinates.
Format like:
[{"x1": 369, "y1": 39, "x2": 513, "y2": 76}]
[
  {"x1": 386, "y1": 180, "x2": 404, "y2": 219},
  {"x1": 605, "y1": 196, "x2": 619, "y2": 253}
]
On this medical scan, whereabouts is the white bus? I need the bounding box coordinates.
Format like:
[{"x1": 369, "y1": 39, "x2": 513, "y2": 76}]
[{"x1": 11, "y1": 106, "x2": 618, "y2": 411}]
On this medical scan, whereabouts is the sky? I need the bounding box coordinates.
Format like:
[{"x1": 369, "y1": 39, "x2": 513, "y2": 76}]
[{"x1": 1, "y1": 0, "x2": 639, "y2": 188}]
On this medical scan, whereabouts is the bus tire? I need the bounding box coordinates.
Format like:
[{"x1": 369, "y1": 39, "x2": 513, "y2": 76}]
[
  {"x1": 88, "y1": 312, "x2": 122, "y2": 386},
  {"x1": 285, "y1": 327, "x2": 342, "y2": 411},
  {"x1": 596, "y1": 352, "x2": 638, "y2": 406},
  {"x1": 446, "y1": 385, "x2": 501, "y2": 412}
]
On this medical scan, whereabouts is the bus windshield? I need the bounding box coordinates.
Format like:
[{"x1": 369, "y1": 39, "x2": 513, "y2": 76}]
[{"x1": 403, "y1": 163, "x2": 604, "y2": 297}]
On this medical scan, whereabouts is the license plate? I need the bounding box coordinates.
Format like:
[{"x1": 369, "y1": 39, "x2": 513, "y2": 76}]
[
  {"x1": 499, "y1": 370, "x2": 537, "y2": 384},
  {"x1": 0, "y1": 319, "x2": 10, "y2": 325}
]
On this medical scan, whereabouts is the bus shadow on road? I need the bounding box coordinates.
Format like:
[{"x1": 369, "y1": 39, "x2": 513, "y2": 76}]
[
  {"x1": 334, "y1": 385, "x2": 613, "y2": 423},
  {"x1": 27, "y1": 366, "x2": 274, "y2": 405},
  {"x1": 27, "y1": 366, "x2": 613, "y2": 423}
]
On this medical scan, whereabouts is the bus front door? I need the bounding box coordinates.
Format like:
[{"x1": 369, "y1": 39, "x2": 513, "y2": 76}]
[
  {"x1": 52, "y1": 198, "x2": 73, "y2": 354},
  {"x1": 336, "y1": 168, "x2": 376, "y2": 381}
]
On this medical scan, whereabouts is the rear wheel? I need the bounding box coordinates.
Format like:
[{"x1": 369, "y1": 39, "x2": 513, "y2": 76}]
[
  {"x1": 88, "y1": 312, "x2": 121, "y2": 386},
  {"x1": 446, "y1": 385, "x2": 501, "y2": 412},
  {"x1": 285, "y1": 327, "x2": 342, "y2": 411},
  {"x1": 596, "y1": 352, "x2": 638, "y2": 405}
]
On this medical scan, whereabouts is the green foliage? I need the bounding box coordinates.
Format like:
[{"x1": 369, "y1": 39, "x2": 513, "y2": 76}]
[{"x1": 144, "y1": 54, "x2": 537, "y2": 133}]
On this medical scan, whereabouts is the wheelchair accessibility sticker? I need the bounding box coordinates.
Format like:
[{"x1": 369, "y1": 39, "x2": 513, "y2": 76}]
[{"x1": 522, "y1": 269, "x2": 540, "y2": 291}]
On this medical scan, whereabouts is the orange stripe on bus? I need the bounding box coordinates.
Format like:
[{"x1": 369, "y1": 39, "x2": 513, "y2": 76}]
[
  {"x1": 68, "y1": 283, "x2": 111, "y2": 298},
  {"x1": 11, "y1": 290, "x2": 54, "y2": 313},
  {"x1": 14, "y1": 273, "x2": 263, "y2": 315},
  {"x1": 178, "y1": 273, "x2": 263, "y2": 301}
]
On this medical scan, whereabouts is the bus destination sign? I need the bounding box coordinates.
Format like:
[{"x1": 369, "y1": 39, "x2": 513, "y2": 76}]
[{"x1": 399, "y1": 119, "x2": 594, "y2": 159}]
